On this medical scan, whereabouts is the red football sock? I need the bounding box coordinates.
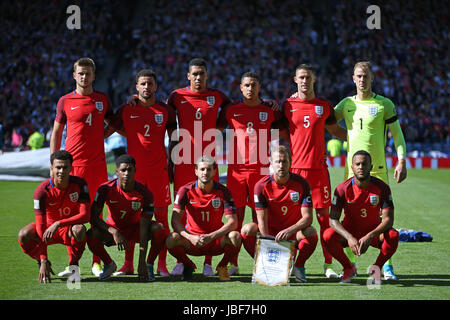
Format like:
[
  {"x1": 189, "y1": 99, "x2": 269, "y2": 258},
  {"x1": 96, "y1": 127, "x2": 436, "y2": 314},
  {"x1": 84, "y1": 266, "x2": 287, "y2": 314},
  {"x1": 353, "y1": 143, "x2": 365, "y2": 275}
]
[
  {"x1": 168, "y1": 245, "x2": 195, "y2": 268},
  {"x1": 323, "y1": 227, "x2": 353, "y2": 269},
  {"x1": 295, "y1": 234, "x2": 318, "y2": 268},
  {"x1": 241, "y1": 233, "x2": 256, "y2": 258},
  {"x1": 147, "y1": 228, "x2": 169, "y2": 265},
  {"x1": 123, "y1": 241, "x2": 135, "y2": 267},
  {"x1": 217, "y1": 243, "x2": 242, "y2": 268},
  {"x1": 374, "y1": 229, "x2": 399, "y2": 269},
  {"x1": 68, "y1": 236, "x2": 86, "y2": 265},
  {"x1": 317, "y1": 214, "x2": 333, "y2": 264},
  {"x1": 87, "y1": 236, "x2": 112, "y2": 265},
  {"x1": 18, "y1": 239, "x2": 41, "y2": 261}
]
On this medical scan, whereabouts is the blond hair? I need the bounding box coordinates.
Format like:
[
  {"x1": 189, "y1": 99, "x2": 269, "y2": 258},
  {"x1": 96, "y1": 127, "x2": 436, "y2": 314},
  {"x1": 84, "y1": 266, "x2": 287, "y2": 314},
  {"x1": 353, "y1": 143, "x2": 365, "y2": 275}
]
[
  {"x1": 74, "y1": 57, "x2": 96, "y2": 73},
  {"x1": 353, "y1": 61, "x2": 372, "y2": 75}
]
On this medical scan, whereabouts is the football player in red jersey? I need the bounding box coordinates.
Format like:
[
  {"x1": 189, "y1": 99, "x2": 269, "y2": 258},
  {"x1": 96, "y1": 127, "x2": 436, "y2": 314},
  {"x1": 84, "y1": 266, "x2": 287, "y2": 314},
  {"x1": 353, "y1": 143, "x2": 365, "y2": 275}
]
[
  {"x1": 281, "y1": 64, "x2": 346, "y2": 278},
  {"x1": 106, "y1": 69, "x2": 176, "y2": 277},
  {"x1": 240, "y1": 145, "x2": 318, "y2": 283},
  {"x1": 166, "y1": 58, "x2": 231, "y2": 276},
  {"x1": 216, "y1": 71, "x2": 283, "y2": 274},
  {"x1": 50, "y1": 57, "x2": 114, "y2": 276},
  {"x1": 323, "y1": 150, "x2": 399, "y2": 284},
  {"x1": 18, "y1": 150, "x2": 90, "y2": 283},
  {"x1": 86, "y1": 154, "x2": 168, "y2": 281},
  {"x1": 165, "y1": 156, "x2": 241, "y2": 281}
]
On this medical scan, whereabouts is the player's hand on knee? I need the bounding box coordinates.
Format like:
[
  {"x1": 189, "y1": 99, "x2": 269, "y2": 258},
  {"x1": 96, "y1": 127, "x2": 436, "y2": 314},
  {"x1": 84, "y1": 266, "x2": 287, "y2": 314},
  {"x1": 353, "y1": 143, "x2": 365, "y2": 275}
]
[{"x1": 348, "y1": 236, "x2": 360, "y2": 256}]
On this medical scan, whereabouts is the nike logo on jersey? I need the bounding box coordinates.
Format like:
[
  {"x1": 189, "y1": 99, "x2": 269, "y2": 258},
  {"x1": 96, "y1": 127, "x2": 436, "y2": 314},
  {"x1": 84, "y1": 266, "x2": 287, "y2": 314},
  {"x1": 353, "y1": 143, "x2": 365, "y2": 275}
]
[
  {"x1": 347, "y1": 109, "x2": 355, "y2": 112},
  {"x1": 130, "y1": 115, "x2": 139, "y2": 119},
  {"x1": 290, "y1": 109, "x2": 298, "y2": 112},
  {"x1": 49, "y1": 202, "x2": 57, "y2": 206},
  {"x1": 190, "y1": 201, "x2": 197, "y2": 204},
  {"x1": 109, "y1": 200, "x2": 118, "y2": 204},
  {"x1": 181, "y1": 100, "x2": 189, "y2": 104},
  {"x1": 71, "y1": 106, "x2": 80, "y2": 110},
  {"x1": 234, "y1": 114, "x2": 243, "y2": 117}
]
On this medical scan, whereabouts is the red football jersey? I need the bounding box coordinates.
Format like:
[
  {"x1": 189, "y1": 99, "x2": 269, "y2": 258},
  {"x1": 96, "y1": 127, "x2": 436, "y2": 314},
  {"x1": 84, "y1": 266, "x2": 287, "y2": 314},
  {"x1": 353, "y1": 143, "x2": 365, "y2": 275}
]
[
  {"x1": 55, "y1": 91, "x2": 113, "y2": 166},
  {"x1": 167, "y1": 87, "x2": 230, "y2": 164},
  {"x1": 254, "y1": 173, "x2": 312, "y2": 232},
  {"x1": 173, "y1": 181, "x2": 236, "y2": 234},
  {"x1": 331, "y1": 176, "x2": 394, "y2": 236},
  {"x1": 33, "y1": 175, "x2": 91, "y2": 258},
  {"x1": 92, "y1": 179, "x2": 154, "y2": 231},
  {"x1": 219, "y1": 101, "x2": 281, "y2": 169},
  {"x1": 112, "y1": 101, "x2": 176, "y2": 168},
  {"x1": 282, "y1": 97, "x2": 337, "y2": 169}
]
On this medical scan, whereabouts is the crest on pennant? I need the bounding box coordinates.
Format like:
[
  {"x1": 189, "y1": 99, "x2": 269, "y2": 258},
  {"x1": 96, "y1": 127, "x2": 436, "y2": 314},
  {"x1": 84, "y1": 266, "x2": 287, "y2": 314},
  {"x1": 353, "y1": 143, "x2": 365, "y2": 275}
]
[
  {"x1": 266, "y1": 247, "x2": 281, "y2": 264},
  {"x1": 131, "y1": 201, "x2": 141, "y2": 211},
  {"x1": 315, "y1": 105, "x2": 323, "y2": 116},
  {"x1": 369, "y1": 195, "x2": 379, "y2": 206},
  {"x1": 95, "y1": 101, "x2": 104, "y2": 111},
  {"x1": 206, "y1": 96, "x2": 215, "y2": 106},
  {"x1": 369, "y1": 106, "x2": 378, "y2": 116},
  {"x1": 290, "y1": 192, "x2": 299, "y2": 202},
  {"x1": 155, "y1": 113, "x2": 164, "y2": 124},
  {"x1": 259, "y1": 112, "x2": 268, "y2": 122},
  {"x1": 211, "y1": 198, "x2": 221, "y2": 209},
  {"x1": 69, "y1": 192, "x2": 79, "y2": 202}
]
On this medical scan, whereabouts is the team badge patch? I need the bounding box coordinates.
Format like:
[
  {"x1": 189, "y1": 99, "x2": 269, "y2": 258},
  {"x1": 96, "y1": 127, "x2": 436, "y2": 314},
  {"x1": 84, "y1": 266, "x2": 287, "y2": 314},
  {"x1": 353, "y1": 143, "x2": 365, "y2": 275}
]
[
  {"x1": 131, "y1": 201, "x2": 141, "y2": 211},
  {"x1": 259, "y1": 112, "x2": 268, "y2": 122},
  {"x1": 315, "y1": 105, "x2": 323, "y2": 116},
  {"x1": 155, "y1": 113, "x2": 164, "y2": 124},
  {"x1": 206, "y1": 96, "x2": 215, "y2": 106},
  {"x1": 290, "y1": 192, "x2": 300, "y2": 202},
  {"x1": 369, "y1": 106, "x2": 378, "y2": 116},
  {"x1": 95, "y1": 101, "x2": 104, "y2": 112},
  {"x1": 370, "y1": 195, "x2": 379, "y2": 205},
  {"x1": 266, "y1": 247, "x2": 281, "y2": 264},
  {"x1": 211, "y1": 198, "x2": 221, "y2": 209},
  {"x1": 69, "y1": 192, "x2": 79, "y2": 202}
]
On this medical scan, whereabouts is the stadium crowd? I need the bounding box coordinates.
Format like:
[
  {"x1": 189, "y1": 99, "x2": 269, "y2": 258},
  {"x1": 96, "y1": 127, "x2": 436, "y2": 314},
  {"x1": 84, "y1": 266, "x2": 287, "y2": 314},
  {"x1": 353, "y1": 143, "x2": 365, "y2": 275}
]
[{"x1": 0, "y1": 0, "x2": 448, "y2": 154}]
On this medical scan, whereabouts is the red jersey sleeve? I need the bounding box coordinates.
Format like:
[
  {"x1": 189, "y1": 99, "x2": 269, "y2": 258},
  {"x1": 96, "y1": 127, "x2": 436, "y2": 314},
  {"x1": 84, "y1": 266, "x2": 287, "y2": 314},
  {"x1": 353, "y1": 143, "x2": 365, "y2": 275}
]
[
  {"x1": 219, "y1": 184, "x2": 236, "y2": 215},
  {"x1": 216, "y1": 101, "x2": 232, "y2": 129},
  {"x1": 137, "y1": 182, "x2": 155, "y2": 219},
  {"x1": 323, "y1": 99, "x2": 337, "y2": 125},
  {"x1": 254, "y1": 176, "x2": 270, "y2": 209},
  {"x1": 173, "y1": 185, "x2": 189, "y2": 211},
  {"x1": 110, "y1": 104, "x2": 126, "y2": 131},
  {"x1": 104, "y1": 95, "x2": 114, "y2": 122},
  {"x1": 33, "y1": 182, "x2": 48, "y2": 259},
  {"x1": 55, "y1": 96, "x2": 67, "y2": 124},
  {"x1": 162, "y1": 101, "x2": 177, "y2": 131},
  {"x1": 331, "y1": 181, "x2": 347, "y2": 214}
]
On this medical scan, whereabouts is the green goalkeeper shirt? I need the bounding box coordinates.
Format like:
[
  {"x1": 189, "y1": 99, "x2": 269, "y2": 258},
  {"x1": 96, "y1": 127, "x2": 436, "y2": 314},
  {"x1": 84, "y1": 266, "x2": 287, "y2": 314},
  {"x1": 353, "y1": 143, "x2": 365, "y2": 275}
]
[{"x1": 335, "y1": 93, "x2": 404, "y2": 183}]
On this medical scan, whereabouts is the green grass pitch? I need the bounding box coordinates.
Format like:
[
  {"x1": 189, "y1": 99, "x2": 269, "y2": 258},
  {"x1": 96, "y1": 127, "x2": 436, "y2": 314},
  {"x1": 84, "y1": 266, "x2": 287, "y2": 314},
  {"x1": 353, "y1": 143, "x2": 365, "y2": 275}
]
[{"x1": 1, "y1": 166, "x2": 449, "y2": 300}]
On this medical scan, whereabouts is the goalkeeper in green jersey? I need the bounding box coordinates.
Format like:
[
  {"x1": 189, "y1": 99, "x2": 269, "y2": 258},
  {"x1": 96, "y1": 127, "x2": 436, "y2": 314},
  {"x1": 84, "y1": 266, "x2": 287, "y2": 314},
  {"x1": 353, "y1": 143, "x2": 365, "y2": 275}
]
[{"x1": 334, "y1": 61, "x2": 407, "y2": 280}]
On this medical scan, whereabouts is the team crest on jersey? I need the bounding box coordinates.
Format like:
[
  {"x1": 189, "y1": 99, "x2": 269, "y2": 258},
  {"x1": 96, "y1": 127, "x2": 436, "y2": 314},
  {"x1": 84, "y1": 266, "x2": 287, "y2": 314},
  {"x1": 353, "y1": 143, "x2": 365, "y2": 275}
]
[
  {"x1": 95, "y1": 101, "x2": 104, "y2": 112},
  {"x1": 69, "y1": 192, "x2": 79, "y2": 202},
  {"x1": 211, "y1": 198, "x2": 221, "y2": 209},
  {"x1": 290, "y1": 192, "x2": 300, "y2": 202},
  {"x1": 369, "y1": 106, "x2": 378, "y2": 116},
  {"x1": 259, "y1": 112, "x2": 268, "y2": 122},
  {"x1": 315, "y1": 105, "x2": 323, "y2": 116},
  {"x1": 154, "y1": 113, "x2": 164, "y2": 125},
  {"x1": 206, "y1": 96, "x2": 215, "y2": 106},
  {"x1": 131, "y1": 201, "x2": 141, "y2": 211},
  {"x1": 369, "y1": 195, "x2": 379, "y2": 206}
]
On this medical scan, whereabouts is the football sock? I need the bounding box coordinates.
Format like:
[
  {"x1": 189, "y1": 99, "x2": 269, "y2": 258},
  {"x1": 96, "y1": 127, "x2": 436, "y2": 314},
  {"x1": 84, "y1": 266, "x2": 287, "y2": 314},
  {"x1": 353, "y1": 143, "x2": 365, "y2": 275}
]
[
  {"x1": 375, "y1": 229, "x2": 399, "y2": 269},
  {"x1": 168, "y1": 246, "x2": 195, "y2": 268},
  {"x1": 147, "y1": 228, "x2": 169, "y2": 265},
  {"x1": 123, "y1": 241, "x2": 135, "y2": 267},
  {"x1": 317, "y1": 214, "x2": 333, "y2": 265},
  {"x1": 295, "y1": 234, "x2": 318, "y2": 268},
  {"x1": 217, "y1": 243, "x2": 242, "y2": 268},
  {"x1": 323, "y1": 228, "x2": 353, "y2": 269},
  {"x1": 86, "y1": 236, "x2": 112, "y2": 265},
  {"x1": 241, "y1": 233, "x2": 256, "y2": 258},
  {"x1": 154, "y1": 207, "x2": 169, "y2": 268},
  {"x1": 69, "y1": 236, "x2": 86, "y2": 265}
]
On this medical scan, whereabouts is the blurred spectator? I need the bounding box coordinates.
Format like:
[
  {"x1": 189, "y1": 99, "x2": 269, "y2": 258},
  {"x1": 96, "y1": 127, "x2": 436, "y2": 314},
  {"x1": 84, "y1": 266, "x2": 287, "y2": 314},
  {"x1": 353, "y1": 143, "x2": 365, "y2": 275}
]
[{"x1": 26, "y1": 129, "x2": 45, "y2": 150}]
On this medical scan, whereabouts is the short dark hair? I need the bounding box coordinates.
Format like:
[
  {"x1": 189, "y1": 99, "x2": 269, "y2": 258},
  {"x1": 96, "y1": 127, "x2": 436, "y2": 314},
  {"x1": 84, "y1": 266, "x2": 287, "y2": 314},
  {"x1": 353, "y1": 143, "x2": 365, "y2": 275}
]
[
  {"x1": 188, "y1": 58, "x2": 207, "y2": 71},
  {"x1": 116, "y1": 154, "x2": 136, "y2": 168},
  {"x1": 352, "y1": 150, "x2": 372, "y2": 163},
  {"x1": 135, "y1": 69, "x2": 157, "y2": 84},
  {"x1": 50, "y1": 150, "x2": 73, "y2": 164},
  {"x1": 295, "y1": 63, "x2": 315, "y2": 74},
  {"x1": 241, "y1": 71, "x2": 261, "y2": 84}
]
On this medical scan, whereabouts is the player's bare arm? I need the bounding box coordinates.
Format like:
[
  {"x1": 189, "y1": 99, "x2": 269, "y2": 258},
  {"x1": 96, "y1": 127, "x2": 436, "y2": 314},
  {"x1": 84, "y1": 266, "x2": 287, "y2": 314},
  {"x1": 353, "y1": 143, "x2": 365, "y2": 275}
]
[
  {"x1": 358, "y1": 207, "x2": 394, "y2": 255},
  {"x1": 255, "y1": 208, "x2": 269, "y2": 237},
  {"x1": 388, "y1": 120, "x2": 407, "y2": 183},
  {"x1": 49, "y1": 120, "x2": 64, "y2": 154},
  {"x1": 42, "y1": 221, "x2": 61, "y2": 243},
  {"x1": 329, "y1": 209, "x2": 360, "y2": 256},
  {"x1": 171, "y1": 208, "x2": 201, "y2": 247},
  {"x1": 325, "y1": 123, "x2": 347, "y2": 141}
]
